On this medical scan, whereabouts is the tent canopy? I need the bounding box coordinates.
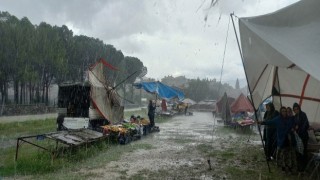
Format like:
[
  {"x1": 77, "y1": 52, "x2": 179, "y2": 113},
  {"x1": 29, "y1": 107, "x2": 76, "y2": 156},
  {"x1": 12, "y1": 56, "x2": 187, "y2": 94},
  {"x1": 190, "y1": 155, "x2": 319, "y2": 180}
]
[
  {"x1": 182, "y1": 98, "x2": 196, "y2": 105},
  {"x1": 88, "y1": 59, "x2": 123, "y2": 123},
  {"x1": 239, "y1": 0, "x2": 320, "y2": 125},
  {"x1": 231, "y1": 93, "x2": 254, "y2": 113},
  {"x1": 216, "y1": 94, "x2": 235, "y2": 113},
  {"x1": 133, "y1": 81, "x2": 185, "y2": 100}
]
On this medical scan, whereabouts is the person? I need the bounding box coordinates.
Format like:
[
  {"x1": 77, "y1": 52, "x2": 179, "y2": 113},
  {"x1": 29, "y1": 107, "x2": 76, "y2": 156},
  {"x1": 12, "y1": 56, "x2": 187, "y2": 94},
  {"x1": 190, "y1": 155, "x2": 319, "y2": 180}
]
[
  {"x1": 292, "y1": 102, "x2": 310, "y2": 173},
  {"x1": 287, "y1": 106, "x2": 297, "y2": 171},
  {"x1": 130, "y1": 115, "x2": 137, "y2": 123},
  {"x1": 148, "y1": 100, "x2": 156, "y2": 128},
  {"x1": 161, "y1": 99, "x2": 167, "y2": 112},
  {"x1": 185, "y1": 104, "x2": 189, "y2": 115},
  {"x1": 287, "y1": 107, "x2": 293, "y2": 117},
  {"x1": 67, "y1": 102, "x2": 75, "y2": 117},
  {"x1": 260, "y1": 107, "x2": 295, "y2": 173},
  {"x1": 263, "y1": 102, "x2": 279, "y2": 161}
]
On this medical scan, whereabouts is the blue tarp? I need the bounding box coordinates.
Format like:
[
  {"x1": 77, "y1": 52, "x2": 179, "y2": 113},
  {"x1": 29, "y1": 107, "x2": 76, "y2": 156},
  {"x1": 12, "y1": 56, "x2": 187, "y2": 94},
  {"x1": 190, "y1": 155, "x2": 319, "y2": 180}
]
[{"x1": 133, "y1": 81, "x2": 184, "y2": 100}]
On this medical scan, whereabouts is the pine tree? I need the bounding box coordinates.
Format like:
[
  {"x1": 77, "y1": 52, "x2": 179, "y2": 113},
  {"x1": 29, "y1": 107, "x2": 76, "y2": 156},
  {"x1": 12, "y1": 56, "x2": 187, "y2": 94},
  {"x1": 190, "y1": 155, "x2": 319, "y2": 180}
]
[{"x1": 235, "y1": 78, "x2": 240, "y2": 89}]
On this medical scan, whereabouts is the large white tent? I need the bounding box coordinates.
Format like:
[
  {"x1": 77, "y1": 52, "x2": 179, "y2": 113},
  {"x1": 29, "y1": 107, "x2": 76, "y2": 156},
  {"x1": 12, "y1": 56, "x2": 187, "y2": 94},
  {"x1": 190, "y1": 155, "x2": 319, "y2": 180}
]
[{"x1": 239, "y1": 0, "x2": 320, "y2": 126}]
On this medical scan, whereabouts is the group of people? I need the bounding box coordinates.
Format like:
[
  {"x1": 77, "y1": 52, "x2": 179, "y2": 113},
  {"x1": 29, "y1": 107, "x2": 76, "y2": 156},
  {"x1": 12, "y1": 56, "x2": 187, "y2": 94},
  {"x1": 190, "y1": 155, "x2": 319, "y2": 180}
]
[{"x1": 260, "y1": 102, "x2": 310, "y2": 174}]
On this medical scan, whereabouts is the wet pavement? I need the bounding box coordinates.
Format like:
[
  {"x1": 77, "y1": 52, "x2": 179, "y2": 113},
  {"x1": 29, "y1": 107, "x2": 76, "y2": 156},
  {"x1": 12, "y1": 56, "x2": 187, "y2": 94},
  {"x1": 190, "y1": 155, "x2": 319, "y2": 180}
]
[{"x1": 89, "y1": 112, "x2": 231, "y2": 179}]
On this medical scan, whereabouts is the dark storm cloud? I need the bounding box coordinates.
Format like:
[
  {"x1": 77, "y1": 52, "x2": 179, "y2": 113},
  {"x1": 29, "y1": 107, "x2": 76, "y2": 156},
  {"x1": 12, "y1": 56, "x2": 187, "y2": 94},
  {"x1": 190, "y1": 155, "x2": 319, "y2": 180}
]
[
  {"x1": 0, "y1": 0, "x2": 299, "y2": 83},
  {"x1": 0, "y1": 0, "x2": 162, "y2": 39}
]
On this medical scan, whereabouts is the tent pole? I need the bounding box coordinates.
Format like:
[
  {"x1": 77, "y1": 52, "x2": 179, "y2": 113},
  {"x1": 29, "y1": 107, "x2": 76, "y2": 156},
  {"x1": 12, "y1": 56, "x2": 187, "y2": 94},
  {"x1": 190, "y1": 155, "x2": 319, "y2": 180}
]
[
  {"x1": 230, "y1": 13, "x2": 271, "y2": 173},
  {"x1": 275, "y1": 67, "x2": 283, "y2": 106}
]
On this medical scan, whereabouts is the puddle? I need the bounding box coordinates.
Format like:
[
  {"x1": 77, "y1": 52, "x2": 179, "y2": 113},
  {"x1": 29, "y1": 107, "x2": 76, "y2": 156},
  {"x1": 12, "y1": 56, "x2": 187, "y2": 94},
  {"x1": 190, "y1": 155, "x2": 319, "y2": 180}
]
[{"x1": 84, "y1": 112, "x2": 261, "y2": 179}]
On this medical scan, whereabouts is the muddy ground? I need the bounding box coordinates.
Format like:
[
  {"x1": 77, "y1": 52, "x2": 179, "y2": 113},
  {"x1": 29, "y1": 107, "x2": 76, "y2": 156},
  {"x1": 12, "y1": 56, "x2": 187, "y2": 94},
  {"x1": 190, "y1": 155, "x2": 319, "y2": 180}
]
[{"x1": 82, "y1": 112, "x2": 271, "y2": 180}]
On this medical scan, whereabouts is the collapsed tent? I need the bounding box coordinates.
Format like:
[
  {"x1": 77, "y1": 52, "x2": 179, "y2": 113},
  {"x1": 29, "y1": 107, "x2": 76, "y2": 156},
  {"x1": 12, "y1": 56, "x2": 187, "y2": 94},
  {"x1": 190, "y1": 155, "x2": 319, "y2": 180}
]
[
  {"x1": 217, "y1": 92, "x2": 232, "y2": 124},
  {"x1": 239, "y1": 0, "x2": 320, "y2": 126},
  {"x1": 88, "y1": 59, "x2": 124, "y2": 123},
  {"x1": 133, "y1": 81, "x2": 185, "y2": 100},
  {"x1": 216, "y1": 93, "x2": 235, "y2": 113},
  {"x1": 231, "y1": 93, "x2": 254, "y2": 113}
]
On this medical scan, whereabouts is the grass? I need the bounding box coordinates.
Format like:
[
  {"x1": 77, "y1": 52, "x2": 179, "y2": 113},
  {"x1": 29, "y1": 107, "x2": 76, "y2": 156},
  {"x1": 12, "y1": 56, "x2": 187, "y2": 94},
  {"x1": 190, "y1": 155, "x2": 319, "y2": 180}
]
[
  {"x1": 0, "y1": 112, "x2": 155, "y2": 178},
  {"x1": 1, "y1": 139, "x2": 154, "y2": 178},
  {"x1": 194, "y1": 139, "x2": 301, "y2": 180},
  {"x1": 0, "y1": 118, "x2": 56, "y2": 140}
]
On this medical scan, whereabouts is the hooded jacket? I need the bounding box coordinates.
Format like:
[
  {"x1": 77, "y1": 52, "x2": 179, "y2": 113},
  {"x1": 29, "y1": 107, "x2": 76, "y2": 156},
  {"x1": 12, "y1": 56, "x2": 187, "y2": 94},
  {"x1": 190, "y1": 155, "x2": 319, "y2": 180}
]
[
  {"x1": 293, "y1": 103, "x2": 309, "y2": 139},
  {"x1": 262, "y1": 115, "x2": 295, "y2": 148}
]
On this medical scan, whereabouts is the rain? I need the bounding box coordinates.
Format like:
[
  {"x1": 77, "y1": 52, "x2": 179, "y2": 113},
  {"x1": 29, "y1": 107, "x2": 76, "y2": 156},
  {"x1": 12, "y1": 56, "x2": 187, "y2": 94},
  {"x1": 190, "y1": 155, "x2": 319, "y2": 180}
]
[{"x1": 1, "y1": 0, "x2": 320, "y2": 179}]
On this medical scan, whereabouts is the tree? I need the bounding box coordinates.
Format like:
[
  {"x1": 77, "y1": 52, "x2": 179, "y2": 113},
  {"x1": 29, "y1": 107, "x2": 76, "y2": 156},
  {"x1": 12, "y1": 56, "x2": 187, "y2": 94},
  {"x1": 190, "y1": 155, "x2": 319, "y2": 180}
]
[
  {"x1": 0, "y1": 11, "x2": 145, "y2": 106},
  {"x1": 235, "y1": 78, "x2": 240, "y2": 89},
  {"x1": 122, "y1": 56, "x2": 144, "y2": 102}
]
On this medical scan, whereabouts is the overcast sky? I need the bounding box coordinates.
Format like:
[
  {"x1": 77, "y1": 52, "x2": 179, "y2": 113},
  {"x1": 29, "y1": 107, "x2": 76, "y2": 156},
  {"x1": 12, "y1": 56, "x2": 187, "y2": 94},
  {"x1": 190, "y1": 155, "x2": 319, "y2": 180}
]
[{"x1": 0, "y1": 0, "x2": 298, "y2": 87}]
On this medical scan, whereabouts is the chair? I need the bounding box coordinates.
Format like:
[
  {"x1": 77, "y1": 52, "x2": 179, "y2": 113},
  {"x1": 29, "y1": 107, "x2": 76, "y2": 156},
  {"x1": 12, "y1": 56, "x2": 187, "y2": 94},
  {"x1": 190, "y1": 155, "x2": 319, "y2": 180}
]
[{"x1": 305, "y1": 151, "x2": 320, "y2": 179}]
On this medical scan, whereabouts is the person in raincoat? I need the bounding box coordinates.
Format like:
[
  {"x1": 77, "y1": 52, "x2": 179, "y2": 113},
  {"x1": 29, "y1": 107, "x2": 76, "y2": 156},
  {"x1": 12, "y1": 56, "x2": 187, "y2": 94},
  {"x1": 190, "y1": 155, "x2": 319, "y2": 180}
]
[
  {"x1": 260, "y1": 106, "x2": 295, "y2": 173},
  {"x1": 263, "y1": 102, "x2": 279, "y2": 161},
  {"x1": 148, "y1": 100, "x2": 156, "y2": 128},
  {"x1": 292, "y1": 103, "x2": 310, "y2": 173}
]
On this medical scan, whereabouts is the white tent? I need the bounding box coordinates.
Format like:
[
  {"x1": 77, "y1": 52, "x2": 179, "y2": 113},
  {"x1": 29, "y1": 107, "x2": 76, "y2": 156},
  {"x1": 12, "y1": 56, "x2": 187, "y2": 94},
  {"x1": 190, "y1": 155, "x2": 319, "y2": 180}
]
[
  {"x1": 88, "y1": 59, "x2": 124, "y2": 123},
  {"x1": 182, "y1": 98, "x2": 196, "y2": 105},
  {"x1": 239, "y1": 0, "x2": 320, "y2": 126}
]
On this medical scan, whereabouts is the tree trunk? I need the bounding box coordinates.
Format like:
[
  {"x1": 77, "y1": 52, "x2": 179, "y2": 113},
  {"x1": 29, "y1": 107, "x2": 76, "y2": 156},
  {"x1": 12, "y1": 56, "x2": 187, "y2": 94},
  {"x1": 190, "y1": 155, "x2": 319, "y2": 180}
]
[
  {"x1": 45, "y1": 83, "x2": 49, "y2": 105},
  {"x1": 42, "y1": 84, "x2": 45, "y2": 103},
  {"x1": 20, "y1": 82, "x2": 23, "y2": 104},
  {"x1": 29, "y1": 81, "x2": 33, "y2": 104},
  {"x1": 14, "y1": 80, "x2": 19, "y2": 104},
  {"x1": 4, "y1": 81, "x2": 8, "y2": 104},
  {"x1": 23, "y1": 83, "x2": 26, "y2": 104},
  {"x1": 36, "y1": 83, "x2": 40, "y2": 103},
  {"x1": 0, "y1": 81, "x2": 3, "y2": 103}
]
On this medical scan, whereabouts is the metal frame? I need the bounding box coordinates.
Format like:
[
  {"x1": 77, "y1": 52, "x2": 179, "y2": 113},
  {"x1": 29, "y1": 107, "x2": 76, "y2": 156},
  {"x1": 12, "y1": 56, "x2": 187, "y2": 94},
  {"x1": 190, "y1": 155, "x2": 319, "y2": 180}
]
[
  {"x1": 15, "y1": 133, "x2": 60, "y2": 161},
  {"x1": 15, "y1": 129, "x2": 107, "y2": 161}
]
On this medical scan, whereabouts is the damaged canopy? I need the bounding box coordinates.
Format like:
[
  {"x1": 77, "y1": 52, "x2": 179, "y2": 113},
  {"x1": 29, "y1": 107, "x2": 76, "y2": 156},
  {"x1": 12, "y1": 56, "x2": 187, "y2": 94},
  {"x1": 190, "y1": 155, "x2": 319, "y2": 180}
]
[
  {"x1": 239, "y1": 0, "x2": 320, "y2": 125},
  {"x1": 134, "y1": 81, "x2": 185, "y2": 101},
  {"x1": 88, "y1": 59, "x2": 124, "y2": 123}
]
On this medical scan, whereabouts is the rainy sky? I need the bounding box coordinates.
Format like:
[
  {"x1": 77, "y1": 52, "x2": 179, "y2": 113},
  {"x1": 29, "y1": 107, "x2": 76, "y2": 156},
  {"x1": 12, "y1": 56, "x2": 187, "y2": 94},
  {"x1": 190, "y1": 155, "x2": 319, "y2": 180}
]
[{"x1": 0, "y1": 0, "x2": 298, "y2": 87}]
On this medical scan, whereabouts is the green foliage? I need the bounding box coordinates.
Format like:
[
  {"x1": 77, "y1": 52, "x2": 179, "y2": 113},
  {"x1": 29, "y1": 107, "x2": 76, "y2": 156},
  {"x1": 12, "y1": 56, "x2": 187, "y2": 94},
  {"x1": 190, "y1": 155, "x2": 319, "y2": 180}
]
[
  {"x1": 183, "y1": 78, "x2": 234, "y2": 102},
  {"x1": 0, "y1": 117, "x2": 154, "y2": 178},
  {"x1": 0, "y1": 118, "x2": 56, "y2": 140},
  {"x1": 0, "y1": 11, "x2": 145, "y2": 105}
]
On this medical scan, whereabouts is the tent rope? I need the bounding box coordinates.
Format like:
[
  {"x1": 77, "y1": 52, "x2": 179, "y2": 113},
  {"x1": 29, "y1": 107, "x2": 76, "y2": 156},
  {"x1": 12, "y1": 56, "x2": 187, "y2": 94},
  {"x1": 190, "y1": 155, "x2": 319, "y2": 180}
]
[
  {"x1": 217, "y1": 16, "x2": 230, "y2": 96},
  {"x1": 207, "y1": 15, "x2": 231, "y2": 171},
  {"x1": 230, "y1": 13, "x2": 271, "y2": 173}
]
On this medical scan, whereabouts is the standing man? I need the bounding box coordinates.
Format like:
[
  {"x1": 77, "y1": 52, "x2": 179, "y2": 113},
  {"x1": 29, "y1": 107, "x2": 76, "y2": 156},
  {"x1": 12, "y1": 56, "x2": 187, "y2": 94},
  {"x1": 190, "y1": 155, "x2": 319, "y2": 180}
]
[
  {"x1": 292, "y1": 103, "x2": 310, "y2": 173},
  {"x1": 263, "y1": 102, "x2": 279, "y2": 161},
  {"x1": 148, "y1": 100, "x2": 156, "y2": 128}
]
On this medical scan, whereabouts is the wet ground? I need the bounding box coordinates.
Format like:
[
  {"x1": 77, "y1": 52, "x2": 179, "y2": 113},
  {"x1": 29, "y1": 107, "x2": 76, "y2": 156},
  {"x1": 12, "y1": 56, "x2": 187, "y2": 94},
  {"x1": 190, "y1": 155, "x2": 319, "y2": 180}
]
[{"x1": 86, "y1": 112, "x2": 262, "y2": 179}]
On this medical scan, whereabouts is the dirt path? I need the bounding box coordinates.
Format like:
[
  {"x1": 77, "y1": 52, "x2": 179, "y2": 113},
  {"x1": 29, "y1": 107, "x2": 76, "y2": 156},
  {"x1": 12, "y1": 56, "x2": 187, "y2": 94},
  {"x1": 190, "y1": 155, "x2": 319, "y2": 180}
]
[{"x1": 85, "y1": 112, "x2": 260, "y2": 179}]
